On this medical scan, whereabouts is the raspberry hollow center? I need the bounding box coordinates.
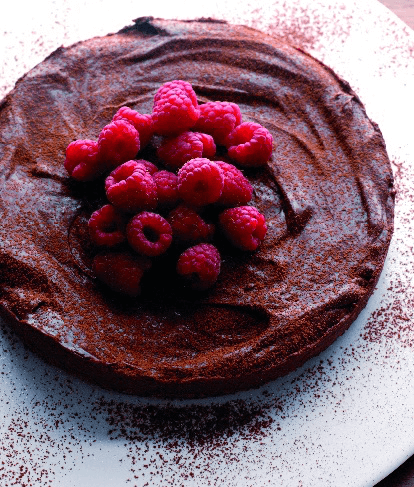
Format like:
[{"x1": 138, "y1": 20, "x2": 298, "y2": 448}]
[
  {"x1": 143, "y1": 225, "x2": 160, "y2": 243},
  {"x1": 127, "y1": 212, "x2": 173, "y2": 257}
]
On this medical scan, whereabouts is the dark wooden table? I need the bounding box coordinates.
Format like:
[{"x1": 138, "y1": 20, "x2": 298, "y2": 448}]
[
  {"x1": 373, "y1": 2, "x2": 413, "y2": 486},
  {"x1": 376, "y1": 454, "x2": 414, "y2": 486}
]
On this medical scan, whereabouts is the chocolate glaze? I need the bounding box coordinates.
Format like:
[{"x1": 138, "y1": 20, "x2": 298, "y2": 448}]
[{"x1": 0, "y1": 18, "x2": 394, "y2": 397}]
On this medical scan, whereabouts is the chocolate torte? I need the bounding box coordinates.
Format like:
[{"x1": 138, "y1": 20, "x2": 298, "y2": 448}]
[{"x1": 0, "y1": 17, "x2": 394, "y2": 398}]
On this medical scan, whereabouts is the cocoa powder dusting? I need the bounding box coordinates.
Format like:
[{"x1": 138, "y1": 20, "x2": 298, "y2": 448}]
[
  {"x1": 361, "y1": 155, "x2": 414, "y2": 350},
  {"x1": 0, "y1": 318, "x2": 282, "y2": 485},
  {"x1": 0, "y1": 7, "x2": 412, "y2": 487}
]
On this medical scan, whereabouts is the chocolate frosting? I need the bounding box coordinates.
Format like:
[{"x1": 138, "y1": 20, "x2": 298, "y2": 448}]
[{"x1": 0, "y1": 18, "x2": 394, "y2": 397}]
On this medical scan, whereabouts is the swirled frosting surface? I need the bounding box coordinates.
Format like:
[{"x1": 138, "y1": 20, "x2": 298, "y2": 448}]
[{"x1": 0, "y1": 18, "x2": 394, "y2": 397}]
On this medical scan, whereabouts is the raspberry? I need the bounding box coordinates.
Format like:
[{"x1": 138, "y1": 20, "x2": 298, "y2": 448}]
[
  {"x1": 219, "y1": 206, "x2": 267, "y2": 251},
  {"x1": 195, "y1": 132, "x2": 216, "y2": 155},
  {"x1": 152, "y1": 84, "x2": 200, "y2": 136},
  {"x1": 154, "y1": 80, "x2": 198, "y2": 107},
  {"x1": 93, "y1": 250, "x2": 151, "y2": 296},
  {"x1": 193, "y1": 101, "x2": 242, "y2": 145},
  {"x1": 176, "y1": 243, "x2": 221, "y2": 291},
  {"x1": 167, "y1": 205, "x2": 215, "y2": 244},
  {"x1": 105, "y1": 160, "x2": 157, "y2": 213},
  {"x1": 152, "y1": 170, "x2": 179, "y2": 209},
  {"x1": 177, "y1": 158, "x2": 224, "y2": 206},
  {"x1": 134, "y1": 159, "x2": 158, "y2": 175},
  {"x1": 225, "y1": 122, "x2": 273, "y2": 167},
  {"x1": 127, "y1": 211, "x2": 172, "y2": 257},
  {"x1": 157, "y1": 132, "x2": 216, "y2": 171},
  {"x1": 88, "y1": 204, "x2": 126, "y2": 247},
  {"x1": 112, "y1": 107, "x2": 154, "y2": 148},
  {"x1": 64, "y1": 139, "x2": 103, "y2": 181},
  {"x1": 215, "y1": 161, "x2": 253, "y2": 206},
  {"x1": 98, "y1": 119, "x2": 140, "y2": 170}
]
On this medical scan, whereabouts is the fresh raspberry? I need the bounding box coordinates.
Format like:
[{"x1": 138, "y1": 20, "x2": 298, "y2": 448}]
[
  {"x1": 64, "y1": 139, "x2": 103, "y2": 181},
  {"x1": 154, "y1": 80, "x2": 198, "y2": 108},
  {"x1": 195, "y1": 132, "x2": 216, "y2": 155},
  {"x1": 167, "y1": 205, "x2": 215, "y2": 244},
  {"x1": 152, "y1": 84, "x2": 200, "y2": 136},
  {"x1": 112, "y1": 107, "x2": 154, "y2": 148},
  {"x1": 152, "y1": 170, "x2": 179, "y2": 209},
  {"x1": 134, "y1": 159, "x2": 158, "y2": 175},
  {"x1": 88, "y1": 204, "x2": 126, "y2": 247},
  {"x1": 177, "y1": 158, "x2": 224, "y2": 206},
  {"x1": 105, "y1": 160, "x2": 157, "y2": 213},
  {"x1": 98, "y1": 119, "x2": 140, "y2": 170},
  {"x1": 127, "y1": 211, "x2": 172, "y2": 257},
  {"x1": 225, "y1": 122, "x2": 273, "y2": 167},
  {"x1": 157, "y1": 131, "x2": 216, "y2": 171},
  {"x1": 92, "y1": 250, "x2": 151, "y2": 296},
  {"x1": 215, "y1": 161, "x2": 253, "y2": 206},
  {"x1": 176, "y1": 243, "x2": 221, "y2": 291},
  {"x1": 193, "y1": 101, "x2": 242, "y2": 145},
  {"x1": 219, "y1": 206, "x2": 267, "y2": 251}
]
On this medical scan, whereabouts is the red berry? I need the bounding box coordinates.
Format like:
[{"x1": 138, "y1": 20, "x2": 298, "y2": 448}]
[
  {"x1": 98, "y1": 119, "x2": 140, "y2": 170},
  {"x1": 225, "y1": 122, "x2": 273, "y2": 167},
  {"x1": 127, "y1": 211, "x2": 172, "y2": 257},
  {"x1": 93, "y1": 250, "x2": 151, "y2": 296},
  {"x1": 195, "y1": 132, "x2": 216, "y2": 156},
  {"x1": 105, "y1": 160, "x2": 157, "y2": 213},
  {"x1": 193, "y1": 101, "x2": 242, "y2": 145},
  {"x1": 177, "y1": 158, "x2": 224, "y2": 206},
  {"x1": 219, "y1": 206, "x2": 267, "y2": 251},
  {"x1": 152, "y1": 170, "x2": 179, "y2": 209},
  {"x1": 88, "y1": 204, "x2": 126, "y2": 246},
  {"x1": 215, "y1": 161, "x2": 253, "y2": 206},
  {"x1": 64, "y1": 139, "x2": 103, "y2": 181},
  {"x1": 157, "y1": 131, "x2": 216, "y2": 171},
  {"x1": 152, "y1": 83, "x2": 200, "y2": 136},
  {"x1": 167, "y1": 205, "x2": 215, "y2": 244},
  {"x1": 112, "y1": 107, "x2": 154, "y2": 148},
  {"x1": 154, "y1": 80, "x2": 198, "y2": 107},
  {"x1": 134, "y1": 159, "x2": 158, "y2": 175},
  {"x1": 176, "y1": 243, "x2": 221, "y2": 290}
]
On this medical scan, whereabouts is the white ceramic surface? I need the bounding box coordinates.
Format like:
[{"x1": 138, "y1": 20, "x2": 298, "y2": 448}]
[{"x1": 1, "y1": 1, "x2": 414, "y2": 486}]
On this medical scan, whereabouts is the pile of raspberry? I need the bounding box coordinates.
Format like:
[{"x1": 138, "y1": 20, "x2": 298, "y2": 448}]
[{"x1": 65, "y1": 80, "x2": 272, "y2": 296}]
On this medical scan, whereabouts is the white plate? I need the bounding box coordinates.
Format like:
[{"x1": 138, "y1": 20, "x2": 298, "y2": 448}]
[{"x1": 1, "y1": 1, "x2": 414, "y2": 486}]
